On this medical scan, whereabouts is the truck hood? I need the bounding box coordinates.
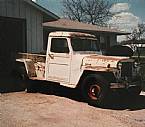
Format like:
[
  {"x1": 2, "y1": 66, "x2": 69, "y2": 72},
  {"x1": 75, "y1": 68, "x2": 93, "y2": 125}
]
[
  {"x1": 82, "y1": 55, "x2": 129, "y2": 69},
  {"x1": 105, "y1": 45, "x2": 134, "y2": 57}
]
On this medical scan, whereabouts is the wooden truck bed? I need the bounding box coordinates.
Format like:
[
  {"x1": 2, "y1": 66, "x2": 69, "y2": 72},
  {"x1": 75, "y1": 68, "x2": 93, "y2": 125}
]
[{"x1": 16, "y1": 53, "x2": 46, "y2": 80}]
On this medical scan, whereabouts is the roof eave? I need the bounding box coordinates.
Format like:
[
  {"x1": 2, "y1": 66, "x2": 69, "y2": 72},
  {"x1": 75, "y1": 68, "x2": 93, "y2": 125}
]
[
  {"x1": 24, "y1": 0, "x2": 59, "y2": 20},
  {"x1": 43, "y1": 24, "x2": 130, "y2": 35}
]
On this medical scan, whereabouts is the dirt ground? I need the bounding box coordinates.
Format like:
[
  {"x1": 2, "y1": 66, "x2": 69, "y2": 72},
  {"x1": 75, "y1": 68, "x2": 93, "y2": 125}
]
[{"x1": 1, "y1": 82, "x2": 145, "y2": 127}]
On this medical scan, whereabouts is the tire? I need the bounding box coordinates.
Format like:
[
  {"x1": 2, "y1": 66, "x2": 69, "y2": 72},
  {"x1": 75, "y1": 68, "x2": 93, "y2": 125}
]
[
  {"x1": 26, "y1": 80, "x2": 38, "y2": 93},
  {"x1": 117, "y1": 86, "x2": 142, "y2": 100},
  {"x1": 127, "y1": 86, "x2": 142, "y2": 97},
  {"x1": 11, "y1": 70, "x2": 28, "y2": 91},
  {"x1": 26, "y1": 80, "x2": 33, "y2": 93},
  {"x1": 81, "y1": 74, "x2": 109, "y2": 107}
]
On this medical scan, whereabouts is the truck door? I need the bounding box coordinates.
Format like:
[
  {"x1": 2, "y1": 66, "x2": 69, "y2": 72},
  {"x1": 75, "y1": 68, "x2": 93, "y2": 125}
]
[{"x1": 46, "y1": 38, "x2": 71, "y2": 83}]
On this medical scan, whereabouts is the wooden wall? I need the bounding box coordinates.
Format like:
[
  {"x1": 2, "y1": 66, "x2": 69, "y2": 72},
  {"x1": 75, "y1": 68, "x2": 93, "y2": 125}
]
[{"x1": 0, "y1": 0, "x2": 43, "y2": 53}]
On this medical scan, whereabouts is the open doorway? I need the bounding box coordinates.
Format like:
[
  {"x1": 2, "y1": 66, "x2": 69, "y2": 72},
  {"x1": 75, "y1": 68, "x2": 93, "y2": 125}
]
[{"x1": 0, "y1": 16, "x2": 26, "y2": 76}]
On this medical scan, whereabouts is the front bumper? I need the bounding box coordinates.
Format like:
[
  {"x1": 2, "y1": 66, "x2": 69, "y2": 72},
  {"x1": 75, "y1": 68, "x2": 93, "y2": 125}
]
[{"x1": 110, "y1": 81, "x2": 143, "y2": 89}]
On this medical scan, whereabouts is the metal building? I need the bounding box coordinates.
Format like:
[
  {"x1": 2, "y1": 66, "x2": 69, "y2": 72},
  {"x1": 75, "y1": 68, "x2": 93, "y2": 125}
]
[
  {"x1": 0, "y1": 0, "x2": 58, "y2": 76},
  {"x1": 0, "y1": 0, "x2": 59, "y2": 53}
]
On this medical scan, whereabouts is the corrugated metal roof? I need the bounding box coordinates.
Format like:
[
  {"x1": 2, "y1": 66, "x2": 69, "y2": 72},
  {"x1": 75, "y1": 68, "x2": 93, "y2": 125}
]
[{"x1": 43, "y1": 19, "x2": 129, "y2": 35}]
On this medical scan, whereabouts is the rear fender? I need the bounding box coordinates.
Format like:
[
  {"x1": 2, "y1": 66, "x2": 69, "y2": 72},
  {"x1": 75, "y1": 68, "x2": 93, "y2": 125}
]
[{"x1": 15, "y1": 59, "x2": 36, "y2": 78}]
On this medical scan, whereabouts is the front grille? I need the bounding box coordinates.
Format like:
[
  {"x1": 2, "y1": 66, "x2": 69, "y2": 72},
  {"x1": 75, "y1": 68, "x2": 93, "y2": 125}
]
[{"x1": 121, "y1": 62, "x2": 133, "y2": 77}]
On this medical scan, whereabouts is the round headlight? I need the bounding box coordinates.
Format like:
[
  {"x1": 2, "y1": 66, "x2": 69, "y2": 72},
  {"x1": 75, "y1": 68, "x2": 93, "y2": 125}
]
[{"x1": 134, "y1": 62, "x2": 138, "y2": 68}]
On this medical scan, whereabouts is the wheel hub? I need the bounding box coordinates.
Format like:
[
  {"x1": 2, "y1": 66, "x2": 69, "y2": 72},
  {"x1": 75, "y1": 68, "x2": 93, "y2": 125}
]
[{"x1": 88, "y1": 85, "x2": 101, "y2": 100}]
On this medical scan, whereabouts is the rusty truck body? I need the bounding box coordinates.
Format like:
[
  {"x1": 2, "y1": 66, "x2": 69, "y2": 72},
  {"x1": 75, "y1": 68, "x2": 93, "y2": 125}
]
[{"x1": 15, "y1": 31, "x2": 144, "y2": 106}]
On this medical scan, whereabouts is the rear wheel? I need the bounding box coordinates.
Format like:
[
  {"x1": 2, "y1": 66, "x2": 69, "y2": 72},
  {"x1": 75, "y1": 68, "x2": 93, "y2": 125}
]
[
  {"x1": 81, "y1": 74, "x2": 109, "y2": 107},
  {"x1": 11, "y1": 70, "x2": 28, "y2": 91},
  {"x1": 26, "y1": 80, "x2": 39, "y2": 93}
]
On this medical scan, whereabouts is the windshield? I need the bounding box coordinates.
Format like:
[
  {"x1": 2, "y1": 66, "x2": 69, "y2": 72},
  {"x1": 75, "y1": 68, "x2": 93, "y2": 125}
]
[{"x1": 71, "y1": 38, "x2": 100, "y2": 53}]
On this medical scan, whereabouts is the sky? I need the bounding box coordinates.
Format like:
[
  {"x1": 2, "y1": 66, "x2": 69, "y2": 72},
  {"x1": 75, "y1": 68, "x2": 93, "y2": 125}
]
[{"x1": 33, "y1": 0, "x2": 145, "y2": 42}]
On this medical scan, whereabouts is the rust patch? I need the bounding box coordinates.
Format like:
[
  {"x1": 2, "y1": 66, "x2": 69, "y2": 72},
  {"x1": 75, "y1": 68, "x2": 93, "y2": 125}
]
[
  {"x1": 17, "y1": 53, "x2": 46, "y2": 78},
  {"x1": 17, "y1": 53, "x2": 46, "y2": 63},
  {"x1": 26, "y1": 61, "x2": 37, "y2": 77},
  {"x1": 84, "y1": 65, "x2": 113, "y2": 72},
  {"x1": 83, "y1": 64, "x2": 118, "y2": 72},
  {"x1": 87, "y1": 55, "x2": 128, "y2": 61}
]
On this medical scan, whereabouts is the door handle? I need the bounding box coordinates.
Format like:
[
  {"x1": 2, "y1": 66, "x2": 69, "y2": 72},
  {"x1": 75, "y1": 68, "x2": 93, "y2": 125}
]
[{"x1": 48, "y1": 54, "x2": 54, "y2": 59}]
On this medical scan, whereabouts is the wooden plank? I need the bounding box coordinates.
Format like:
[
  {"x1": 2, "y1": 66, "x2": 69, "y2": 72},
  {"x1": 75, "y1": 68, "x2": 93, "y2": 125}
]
[{"x1": 17, "y1": 53, "x2": 46, "y2": 63}]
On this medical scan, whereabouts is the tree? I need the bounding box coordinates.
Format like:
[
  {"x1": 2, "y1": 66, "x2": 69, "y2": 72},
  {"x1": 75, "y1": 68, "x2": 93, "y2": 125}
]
[
  {"x1": 62, "y1": 0, "x2": 112, "y2": 26},
  {"x1": 126, "y1": 23, "x2": 145, "y2": 57},
  {"x1": 127, "y1": 23, "x2": 145, "y2": 42}
]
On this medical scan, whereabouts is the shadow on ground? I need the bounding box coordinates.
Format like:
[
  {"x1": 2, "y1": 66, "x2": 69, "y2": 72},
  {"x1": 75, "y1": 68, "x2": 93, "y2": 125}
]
[
  {"x1": 31, "y1": 80, "x2": 83, "y2": 102},
  {"x1": 0, "y1": 76, "x2": 25, "y2": 93},
  {"x1": 28, "y1": 80, "x2": 145, "y2": 111},
  {"x1": 103, "y1": 94, "x2": 145, "y2": 111},
  {"x1": 1, "y1": 78, "x2": 145, "y2": 111}
]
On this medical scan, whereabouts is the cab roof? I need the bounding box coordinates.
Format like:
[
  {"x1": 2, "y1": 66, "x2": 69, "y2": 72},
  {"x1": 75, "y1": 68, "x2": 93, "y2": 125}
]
[{"x1": 49, "y1": 31, "x2": 96, "y2": 38}]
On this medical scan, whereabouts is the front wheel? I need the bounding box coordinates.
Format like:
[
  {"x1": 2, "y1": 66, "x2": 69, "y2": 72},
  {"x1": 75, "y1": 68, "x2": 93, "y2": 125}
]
[
  {"x1": 81, "y1": 74, "x2": 109, "y2": 107},
  {"x1": 127, "y1": 86, "x2": 142, "y2": 97}
]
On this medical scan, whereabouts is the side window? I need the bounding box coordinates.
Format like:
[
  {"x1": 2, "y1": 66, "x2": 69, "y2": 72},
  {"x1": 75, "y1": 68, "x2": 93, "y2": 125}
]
[{"x1": 50, "y1": 38, "x2": 69, "y2": 53}]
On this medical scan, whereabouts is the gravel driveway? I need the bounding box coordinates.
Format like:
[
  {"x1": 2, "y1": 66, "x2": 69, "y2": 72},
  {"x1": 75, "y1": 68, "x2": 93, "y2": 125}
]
[{"x1": 1, "y1": 83, "x2": 145, "y2": 127}]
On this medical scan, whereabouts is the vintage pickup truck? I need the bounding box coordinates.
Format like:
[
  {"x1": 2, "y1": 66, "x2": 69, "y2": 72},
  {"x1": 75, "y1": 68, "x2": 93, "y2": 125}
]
[{"x1": 15, "y1": 31, "x2": 144, "y2": 106}]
